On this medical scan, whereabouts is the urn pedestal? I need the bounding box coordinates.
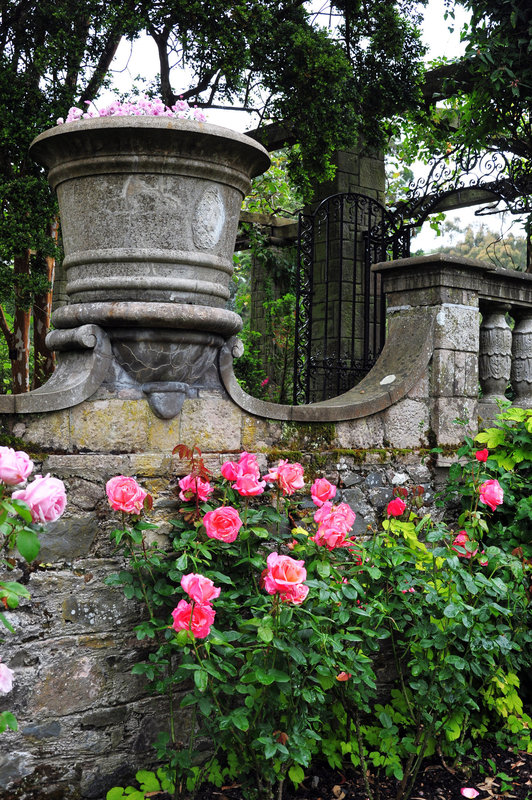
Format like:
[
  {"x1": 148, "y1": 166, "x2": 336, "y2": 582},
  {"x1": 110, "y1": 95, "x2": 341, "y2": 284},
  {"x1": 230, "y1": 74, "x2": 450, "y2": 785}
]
[{"x1": 22, "y1": 116, "x2": 270, "y2": 417}]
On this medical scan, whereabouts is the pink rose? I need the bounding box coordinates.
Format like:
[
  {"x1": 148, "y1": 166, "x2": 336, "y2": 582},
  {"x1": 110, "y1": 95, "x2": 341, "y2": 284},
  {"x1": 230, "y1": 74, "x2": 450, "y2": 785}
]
[
  {"x1": 281, "y1": 582, "x2": 309, "y2": 605},
  {"x1": 221, "y1": 460, "x2": 241, "y2": 481},
  {"x1": 387, "y1": 497, "x2": 406, "y2": 517},
  {"x1": 475, "y1": 449, "x2": 489, "y2": 463},
  {"x1": 0, "y1": 659, "x2": 14, "y2": 694},
  {"x1": 13, "y1": 474, "x2": 67, "y2": 523},
  {"x1": 263, "y1": 552, "x2": 307, "y2": 598},
  {"x1": 238, "y1": 452, "x2": 261, "y2": 479},
  {"x1": 105, "y1": 475, "x2": 147, "y2": 514},
  {"x1": 178, "y1": 474, "x2": 213, "y2": 503},
  {"x1": 234, "y1": 473, "x2": 266, "y2": 496},
  {"x1": 479, "y1": 479, "x2": 503, "y2": 511},
  {"x1": 313, "y1": 524, "x2": 350, "y2": 550},
  {"x1": 181, "y1": 573, "x2": 221, "y2": 605},
  {"x1": 0, "y1": 447, "x2": 33, "y2": 486},
  {"x1": 266, "y1": 460, "x2": 305, "y2": 496},
  {"x1": 452, "y1": 531, "x2": 478, "y2": 559},
  {"x1": 203, "y1": 506, "x2": 243, "y2": 543},
  {"x1": 310, "y1": 478, "x2": 337, "y2": 507},
  {"x1": 171, "y1": 599, "x2": 215, "y2": 639}
]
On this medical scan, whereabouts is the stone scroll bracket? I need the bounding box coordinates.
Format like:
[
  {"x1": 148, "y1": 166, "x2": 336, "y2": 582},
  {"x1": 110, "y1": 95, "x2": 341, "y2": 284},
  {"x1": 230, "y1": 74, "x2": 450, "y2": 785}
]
[{"x1": 0, "y1": 325, "x2": 114, "y2": 414}]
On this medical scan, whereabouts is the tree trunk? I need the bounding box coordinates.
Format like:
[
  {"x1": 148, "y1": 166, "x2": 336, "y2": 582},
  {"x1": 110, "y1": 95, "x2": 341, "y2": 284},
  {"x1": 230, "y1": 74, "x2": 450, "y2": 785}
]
[
  {"x1": 12, "y1": 249, "x2": 31, "y2": 394},
  {"x1": 32, "y1": 221, "x2": 58, "y2": 389}
]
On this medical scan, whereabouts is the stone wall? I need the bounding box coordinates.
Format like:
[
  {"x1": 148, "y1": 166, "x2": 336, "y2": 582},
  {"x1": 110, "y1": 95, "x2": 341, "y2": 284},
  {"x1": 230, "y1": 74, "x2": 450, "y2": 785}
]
[
  {"x1": 3, "y1": 252, "x2": 532, "y2": 797},
  {"x1": 0, "y1": 393, "x2": 438, "y2": 799}
]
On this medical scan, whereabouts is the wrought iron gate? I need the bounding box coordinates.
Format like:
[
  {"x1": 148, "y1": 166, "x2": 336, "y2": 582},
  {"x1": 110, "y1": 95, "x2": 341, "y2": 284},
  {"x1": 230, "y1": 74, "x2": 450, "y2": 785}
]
[{"x1": 293, "y1": 193, "x2": 410, "y2": 405}]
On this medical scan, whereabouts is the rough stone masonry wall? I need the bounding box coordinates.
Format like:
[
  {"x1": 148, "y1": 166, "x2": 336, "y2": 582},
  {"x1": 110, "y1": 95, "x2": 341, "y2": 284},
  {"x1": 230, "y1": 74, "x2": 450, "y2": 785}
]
[
  {"x1": 0, "y1": 382, "x2": 441, "y2": 800},
  {"x1": 0, "y1": 252, "x2": 494, "y2": 798}
]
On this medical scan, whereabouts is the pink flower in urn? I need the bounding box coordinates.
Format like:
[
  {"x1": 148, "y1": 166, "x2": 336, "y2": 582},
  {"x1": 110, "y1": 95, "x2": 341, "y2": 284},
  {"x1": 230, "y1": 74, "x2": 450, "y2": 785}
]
[
  {"x1": 181, "y1": 573, "x2": 221, "y2": 605},
  {"x1": 479, "y1": 479, "x2": 504, "y2": 511},
  {"x1": 105, "y1": 475, "x2": 147, "y2": 514},
  {"x1": 171, "y1": 599, "x2": 215, "y2": 639},
  {"x1": 13, "y1": 475, "x2": 67, "y2": 523},
  {"x1": 266, "y1": 460, "x2": 305, "y2": 496},
  {"x1": 387, "y1": 497, "x2": 406, "y2": 517},
  {"x1": 178, "y1": 474, "x2": 213, "y2": 503},
  {"x1": 475, "y1": 448, "x2": 489, "y2": 463},
  {"x1": 0, "y1": 447, "x2": 33, "y2": 486},
  {"x1": 234, "y1": 473, "x2": 266, "y2": 497},
  {"x1": 0, "y1": 659, "x2": 14, "y2": 694},
  {"x1": 203, "y1": 506, "x2": 243, "y2": 543},
  {"x1": 310, "y1": 478, "x2": 337, "y2": 507}
]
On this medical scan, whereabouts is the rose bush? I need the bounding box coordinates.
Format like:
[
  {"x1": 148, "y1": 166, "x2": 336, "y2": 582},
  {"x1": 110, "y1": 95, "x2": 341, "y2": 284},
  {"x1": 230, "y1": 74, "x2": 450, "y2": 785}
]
[
  {"x1": 106, "y1": 439, "x2": 531, "y2": 800},
  {"x1": 0, "y1": 449, "x2": 67, "y2": 735}
]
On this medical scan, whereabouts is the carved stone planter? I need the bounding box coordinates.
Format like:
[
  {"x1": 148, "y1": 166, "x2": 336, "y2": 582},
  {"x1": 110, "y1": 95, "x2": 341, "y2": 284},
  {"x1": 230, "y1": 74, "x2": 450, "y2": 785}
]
[{"x1": 27, "y1": 117, "x2": 270, "y2": 417}]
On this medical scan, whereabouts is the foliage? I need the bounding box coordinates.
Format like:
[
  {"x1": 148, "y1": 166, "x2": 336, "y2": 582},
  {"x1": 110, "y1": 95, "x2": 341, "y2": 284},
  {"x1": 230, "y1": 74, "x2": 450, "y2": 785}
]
[
  {"x1": 106, "y1": 439, "x2": 530, "y2": 800},
  {"x1": 444, "y1": 404, "x2": 532, "y2": 558},
  {"x1": 427, "y1": 220, "x2": 527, "y2": 270}
]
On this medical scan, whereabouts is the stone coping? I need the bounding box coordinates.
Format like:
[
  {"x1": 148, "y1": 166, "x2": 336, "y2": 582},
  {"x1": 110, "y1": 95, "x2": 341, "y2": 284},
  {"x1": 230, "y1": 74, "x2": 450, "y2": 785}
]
[{"x1": 219, "y1": 306, "x2": 436, "y2": 421}]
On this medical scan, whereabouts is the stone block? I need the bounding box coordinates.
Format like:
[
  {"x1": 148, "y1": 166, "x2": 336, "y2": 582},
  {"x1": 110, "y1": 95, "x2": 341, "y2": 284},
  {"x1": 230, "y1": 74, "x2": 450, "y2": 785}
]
[
  {"x1": 359, "y1": 156, "x2": 385, "y2": 193},
  {"x1": 21, "y1": 410, "x2": 71, "y2": 451},
  {"x1": 335, "y1": 415, "x2": 385, "y2": 448},
  {"x1": 406, "y1": 371, "x2": 429, "y2": 400},
  {"x1": 38, "y1": 516, "x2": 98, "y2": 563},
  {"x1": 431, "y1": 397, "x2": 478, "y2": 444},
  {"x1": 180, "y1": 391, "x2": 243, "y2": 450},
  {"x1": 70, "y1": 398, "x2": 155, "y2": 452},
  {"x1": 242, "y1": 415, "x2": 283, "y2": 452},
  {"x1": 382, "y1": 399, "x2": 430, "y2": 448},
  {"x1": 431, "y1": 349, "x2": 455, "y2": 397},
  {"x1": 433, "y1": 304, "x2": 479, "y2": 352}
]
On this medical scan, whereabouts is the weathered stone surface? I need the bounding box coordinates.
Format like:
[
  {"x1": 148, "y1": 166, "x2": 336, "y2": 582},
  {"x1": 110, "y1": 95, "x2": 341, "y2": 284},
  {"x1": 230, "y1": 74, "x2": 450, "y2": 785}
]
[
  {"x1": 382, "y1": 399, "x2": 430, "y2": 448},
  {"x1": 335, "y1": 415, "x2": 385, "y2": 448},
  {"x1": 431, "y1": 397, "x2": 478, "y2": 444},
  {"x1": 180, "y1": 391, "x2": 243, "y2": 450},
  {"x1": 38, "y1": 516, "x2": 98, "y2": 563},
  {"x1": 433, "y1": 304, "x2": 479, "y2": 352}
]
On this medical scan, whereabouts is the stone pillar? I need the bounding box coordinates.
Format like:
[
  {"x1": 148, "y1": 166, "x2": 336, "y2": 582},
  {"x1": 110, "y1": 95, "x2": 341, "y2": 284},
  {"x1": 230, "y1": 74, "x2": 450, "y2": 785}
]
[
  {"x1": 510, "y1": 311, "x2": 532, "y2": 408},
  {"x1": 373, "y1": 253, "x2": 492, "y2": 446},
  {"x1": 478, "y1": 305, "x2": 512, "y2": 402}
]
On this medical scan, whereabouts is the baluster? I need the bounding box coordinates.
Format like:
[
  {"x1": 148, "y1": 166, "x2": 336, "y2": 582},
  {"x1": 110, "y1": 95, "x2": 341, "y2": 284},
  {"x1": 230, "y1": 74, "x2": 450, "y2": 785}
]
[
  {"x1": 511, "y1": 311, "x2": 532, "y2": 408},
  {"x1": 479, "y1": 306, "x2": 512, "y2": 401}
]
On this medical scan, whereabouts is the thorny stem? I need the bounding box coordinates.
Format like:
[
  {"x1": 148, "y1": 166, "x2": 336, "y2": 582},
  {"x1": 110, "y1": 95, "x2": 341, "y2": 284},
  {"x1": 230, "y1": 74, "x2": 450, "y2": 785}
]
[{"x1": 353, "y1": 707, "x2": 374, "y2": 800}]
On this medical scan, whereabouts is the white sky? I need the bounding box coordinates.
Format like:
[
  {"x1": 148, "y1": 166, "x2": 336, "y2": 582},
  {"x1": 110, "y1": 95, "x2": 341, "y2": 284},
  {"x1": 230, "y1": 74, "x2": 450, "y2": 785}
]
[{"x1": 102, "y1": 1, "x2": 526, "y2": 254}]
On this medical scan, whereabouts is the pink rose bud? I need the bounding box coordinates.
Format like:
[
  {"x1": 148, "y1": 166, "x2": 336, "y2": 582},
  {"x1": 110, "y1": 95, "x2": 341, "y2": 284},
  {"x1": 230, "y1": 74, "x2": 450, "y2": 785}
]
[
  {"x1": 336, "y1": 672, "x2": 352, "y2": 682},
  {"x1": 203, "y1": 506, "x2": 243, "y2": 543},
  {"x1": 386, "y1": 497, "x2": 406, "y2": 517},
  {"x1": 0, "y1": 659, "x2": 14, "y2": 694},
  {"x1": 180, "y1": 573, "x2": 221, "y2": 605},
  {"x1": 171, "y1": 599, "x2": 215, "y2": 639},
  {"x1": 0, "y1": 447, "x2": 33, "y2": 485},
  {"x1": 475, "y1": 448, "x2": 489, "y2": 463},
  {"x1": 105, "y1": 475, "x2": 148, "y2": 514},
  {"x1": 310, "y1": 478, "x2": 337, "y2": 507},
  {"x1": 12, "y1": 474, "x2": 67, "y2": 523},
  {"x1": 479, "y1": 479, "x2": 504, "y2": 511}
]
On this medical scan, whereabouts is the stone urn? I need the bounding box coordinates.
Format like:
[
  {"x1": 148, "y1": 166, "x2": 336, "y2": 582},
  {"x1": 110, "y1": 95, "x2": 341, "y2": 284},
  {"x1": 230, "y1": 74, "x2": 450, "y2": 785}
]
[{"x1": 29, "y1": 116, "x2": 270, "y2": 417}]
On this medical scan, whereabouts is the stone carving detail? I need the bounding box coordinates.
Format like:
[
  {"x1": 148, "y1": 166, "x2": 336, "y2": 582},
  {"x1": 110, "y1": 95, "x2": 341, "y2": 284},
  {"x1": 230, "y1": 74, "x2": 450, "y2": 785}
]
[
  {"x1": 193, "y1": 186, "x2": 225, "y2": 250},
  {"x1": 479, "y1": 310, "x2": 512, "y2": 399},
  {"x1": 511, "y1": 315, "x2": 532, "y2": 408}
]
